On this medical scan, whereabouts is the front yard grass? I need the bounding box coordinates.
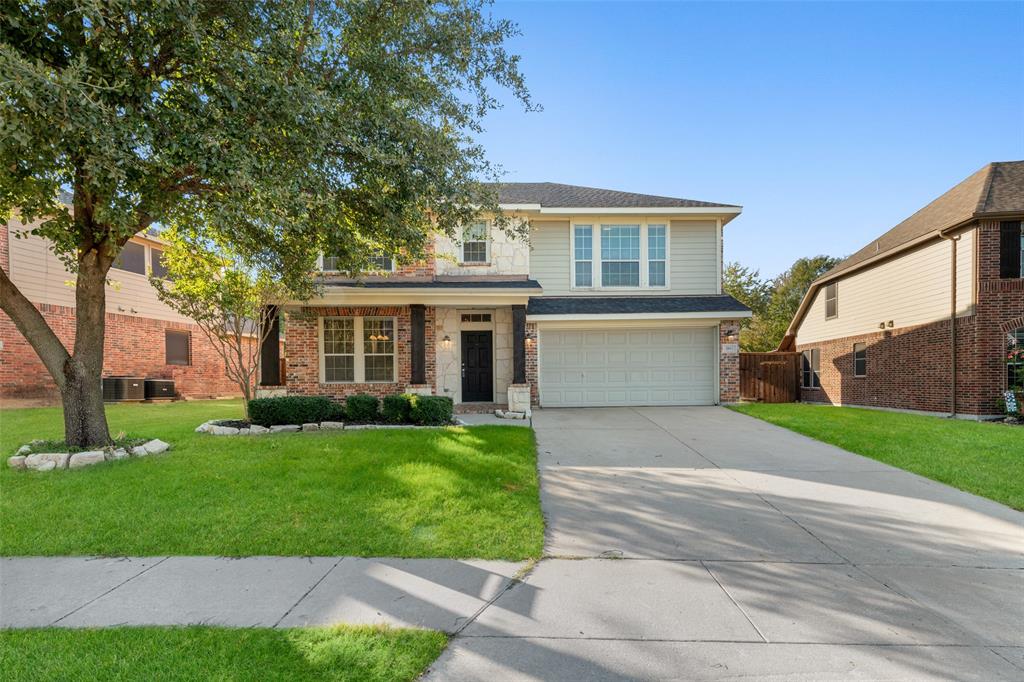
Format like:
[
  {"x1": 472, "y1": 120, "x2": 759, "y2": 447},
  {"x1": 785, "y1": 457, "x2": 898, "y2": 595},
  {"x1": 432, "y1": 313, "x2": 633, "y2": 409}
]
[
  {"x1": 0, "y1": 400, "x2": 544, "y2": 558},
  {"x1": 730, "y1": 402, "x2": 1024, "y2": 511},
  {"x1": 0, "y1": 625, "x2": 446, "y2": 682}
]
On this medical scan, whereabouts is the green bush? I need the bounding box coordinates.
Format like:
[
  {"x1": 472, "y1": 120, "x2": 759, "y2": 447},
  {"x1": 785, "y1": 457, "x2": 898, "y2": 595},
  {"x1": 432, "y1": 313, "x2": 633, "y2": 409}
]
[
  {"x1": 382, "y1": 394, "x2": 414, "y2": 424},
  {"x1": 345, "y1": 394, "x2": 380, "y2": 423},
  {"x1": 248, "y1": 396, "x2": 343, "y2": 427},
  {"x1": 410, "y1": 395, "x2": 454, "y2": 426}
]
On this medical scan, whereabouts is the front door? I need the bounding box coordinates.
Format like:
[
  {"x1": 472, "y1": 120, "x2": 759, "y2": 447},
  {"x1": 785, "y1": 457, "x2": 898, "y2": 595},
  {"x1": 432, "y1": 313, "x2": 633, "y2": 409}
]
[{"x1": 461, "y1": 331, "x2": 493, "y2": 402}]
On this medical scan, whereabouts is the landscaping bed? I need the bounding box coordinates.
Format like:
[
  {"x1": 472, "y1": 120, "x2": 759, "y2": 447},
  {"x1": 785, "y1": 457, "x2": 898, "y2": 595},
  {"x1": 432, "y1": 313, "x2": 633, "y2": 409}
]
[
  {"x1": 1, "y1": 399, "x2": 544, "y2": 558},
  {"x1": 0, "y1": 625, "x2": 446, "y2": 682},
  {"x1": 730, "y1": 402, "x2": 1024, "y2": 511}
]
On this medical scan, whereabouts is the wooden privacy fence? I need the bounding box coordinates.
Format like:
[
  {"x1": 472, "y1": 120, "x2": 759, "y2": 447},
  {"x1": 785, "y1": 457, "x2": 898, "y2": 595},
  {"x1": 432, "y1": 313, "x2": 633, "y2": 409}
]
[{"x1": 739, "y1": 352, "x2": 801, "y2": 402}]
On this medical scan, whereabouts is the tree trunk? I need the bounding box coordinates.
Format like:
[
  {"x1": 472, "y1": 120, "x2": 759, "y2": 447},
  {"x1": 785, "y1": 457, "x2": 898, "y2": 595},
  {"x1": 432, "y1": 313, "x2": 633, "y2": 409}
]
[{"x1": 66, "y1": 248, "x2": 112, "y2": 447}]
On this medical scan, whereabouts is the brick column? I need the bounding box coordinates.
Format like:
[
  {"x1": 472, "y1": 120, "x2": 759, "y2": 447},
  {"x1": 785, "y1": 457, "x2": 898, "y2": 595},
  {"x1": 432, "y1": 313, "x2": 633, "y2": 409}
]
[
  {"x1": 719, "y1": 321, "x2": 740, "y2": 403},
  {"x1": 525, "y1": 322, "x2": 538, "y2": 405}
]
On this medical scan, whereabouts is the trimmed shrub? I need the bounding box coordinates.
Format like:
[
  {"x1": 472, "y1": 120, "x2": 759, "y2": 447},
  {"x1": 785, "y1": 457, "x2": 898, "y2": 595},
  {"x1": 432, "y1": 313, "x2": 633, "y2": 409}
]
[
  {"x1": 382, "y1": 394, "x2": 414, "y2": 424},
  {"x1": 345, "y1": 394, "x2": 380, "y2": 423},
  {"x1": 248, "y1": 396, "x2": 343, "y2": 427},
  {"x1": 410, "y1": 395, "x2": 454, "y2": 426}
]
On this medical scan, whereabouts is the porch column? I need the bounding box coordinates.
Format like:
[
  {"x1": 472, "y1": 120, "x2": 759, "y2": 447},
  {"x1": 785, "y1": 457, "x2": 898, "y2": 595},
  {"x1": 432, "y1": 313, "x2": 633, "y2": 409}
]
[
  {"x1": 410, "y1": 304, "x2": 426, "y2": 385},
  {"x1": 259, "y1": 306, "x2": 281, "y2": 386},
  {"x1": 512, "y1": 304, "x2": 527, "y2": 384}
]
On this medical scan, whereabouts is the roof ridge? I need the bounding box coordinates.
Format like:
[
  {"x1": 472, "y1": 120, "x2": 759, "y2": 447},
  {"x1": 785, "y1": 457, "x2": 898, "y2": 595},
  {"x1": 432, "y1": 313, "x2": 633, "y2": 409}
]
[{"x1": 974, "y1": 162, "x2": 997, "y2": 215}]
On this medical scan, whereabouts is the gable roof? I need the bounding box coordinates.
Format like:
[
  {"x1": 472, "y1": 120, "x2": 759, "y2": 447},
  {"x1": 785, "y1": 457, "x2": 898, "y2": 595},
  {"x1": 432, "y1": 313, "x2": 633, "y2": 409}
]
[
  {"x1": 822, "y1": 161, "x2": 1024, "y2": 280},
  {"x1": 493, "y1": 182, "x2": 739, "y2": 210},
  {"x1": 785, "y1": 160, "x2": 1024, "y2": 342}
]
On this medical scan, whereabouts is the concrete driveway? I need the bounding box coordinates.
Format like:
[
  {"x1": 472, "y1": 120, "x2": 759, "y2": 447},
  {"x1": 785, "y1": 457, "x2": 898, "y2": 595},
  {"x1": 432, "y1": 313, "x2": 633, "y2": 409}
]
[{"x1": 427, "y1": 406, "x2": 1024, "y2": 681}]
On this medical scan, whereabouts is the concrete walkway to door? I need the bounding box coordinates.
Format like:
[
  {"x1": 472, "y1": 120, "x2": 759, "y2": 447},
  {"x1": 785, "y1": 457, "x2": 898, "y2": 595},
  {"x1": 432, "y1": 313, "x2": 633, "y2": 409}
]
[{"x1": 426, "y1": 406, "x2": 1024, "y2": 681}]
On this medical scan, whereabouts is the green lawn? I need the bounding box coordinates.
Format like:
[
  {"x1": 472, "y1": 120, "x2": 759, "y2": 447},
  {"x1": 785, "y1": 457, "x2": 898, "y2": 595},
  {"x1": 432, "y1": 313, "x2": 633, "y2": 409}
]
[
  {"x1": 0, "y1": 400, "x2": 543, "y2": 558},
  {"x1": 0, "y1": 625, "x2": 446, "y2": 682},
  {"x1": 730, "y1": 403, "x2": 1024, "y2": 510}
]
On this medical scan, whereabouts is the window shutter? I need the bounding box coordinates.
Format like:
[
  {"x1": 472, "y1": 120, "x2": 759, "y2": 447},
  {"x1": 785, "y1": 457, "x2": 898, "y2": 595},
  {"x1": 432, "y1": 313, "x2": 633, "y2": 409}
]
[{"x1": 1000, "y1": 221, "x2": 1021, "y2": 279}]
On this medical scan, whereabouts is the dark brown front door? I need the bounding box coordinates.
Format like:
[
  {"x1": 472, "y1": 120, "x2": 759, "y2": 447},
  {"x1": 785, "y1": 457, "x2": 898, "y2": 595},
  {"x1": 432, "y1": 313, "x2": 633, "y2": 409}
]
[{"x1": 461, "y1": 331, "x2": 493, "y2": 402}]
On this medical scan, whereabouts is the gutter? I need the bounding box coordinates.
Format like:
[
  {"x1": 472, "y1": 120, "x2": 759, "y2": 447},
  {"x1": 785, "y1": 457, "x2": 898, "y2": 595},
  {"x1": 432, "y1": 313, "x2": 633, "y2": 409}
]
[{"x1": 938, "y1": 226, "x2": 961, "y2": 418}]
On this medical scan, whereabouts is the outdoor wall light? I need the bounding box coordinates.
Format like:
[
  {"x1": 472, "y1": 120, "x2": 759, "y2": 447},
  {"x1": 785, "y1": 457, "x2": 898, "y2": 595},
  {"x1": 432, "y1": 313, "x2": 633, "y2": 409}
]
[
  {"x1": 442, "y1": 335, "x2": 452, "y2": 349},
  {"x1": 725, "y1": 333, "x2": 738, "y2": 343}
]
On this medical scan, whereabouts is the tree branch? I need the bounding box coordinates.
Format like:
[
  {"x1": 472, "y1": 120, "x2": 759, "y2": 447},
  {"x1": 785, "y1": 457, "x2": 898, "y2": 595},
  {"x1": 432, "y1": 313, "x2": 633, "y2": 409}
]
[{"x1": 0, "y1": 267, "x2": 70, "y2": 389}]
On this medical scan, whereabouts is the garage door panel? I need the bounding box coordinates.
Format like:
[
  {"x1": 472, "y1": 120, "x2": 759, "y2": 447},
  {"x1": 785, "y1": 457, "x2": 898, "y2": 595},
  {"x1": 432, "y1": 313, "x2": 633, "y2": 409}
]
[{"x1": 539, "y1": 326, "x2": 716, "y2": 407}]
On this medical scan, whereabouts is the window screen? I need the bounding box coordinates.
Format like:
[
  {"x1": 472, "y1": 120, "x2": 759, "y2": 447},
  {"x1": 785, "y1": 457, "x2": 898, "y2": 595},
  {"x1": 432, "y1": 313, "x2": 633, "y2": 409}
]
[
  {"x1": 150, "y1": 248, "x2": 169, "y2": 279},
  {"x1": 113, "y1": 242, "x2": 146, "y2": 275},
  {"x1": 825, "y1": 283, "x2": 838, "y2": 319},
  {"x1": 853, "y1": 343, "x2": 867, "y2": 377},
  {"x1": 165, "y1": 330, "x2": 191, "y2": 365}
]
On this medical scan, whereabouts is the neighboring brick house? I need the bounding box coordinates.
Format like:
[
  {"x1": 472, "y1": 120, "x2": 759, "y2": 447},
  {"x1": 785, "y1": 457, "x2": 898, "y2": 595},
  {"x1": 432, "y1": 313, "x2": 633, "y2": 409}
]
[
  {"x1": 262, "y1": 183, "x2": 751, "y2": 410},
  {"x1": 785, "y1": 161, "x2": 1024, "y2": 418},
  {"x1": 1, "y1": 216, "x2": 246, "y2": 405}
]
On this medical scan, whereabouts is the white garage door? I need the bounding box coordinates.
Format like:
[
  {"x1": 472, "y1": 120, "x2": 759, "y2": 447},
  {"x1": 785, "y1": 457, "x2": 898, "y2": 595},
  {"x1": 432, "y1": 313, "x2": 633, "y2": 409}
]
[{"x1": 539, "y1": 326, "x2": 717, "y2": 407}]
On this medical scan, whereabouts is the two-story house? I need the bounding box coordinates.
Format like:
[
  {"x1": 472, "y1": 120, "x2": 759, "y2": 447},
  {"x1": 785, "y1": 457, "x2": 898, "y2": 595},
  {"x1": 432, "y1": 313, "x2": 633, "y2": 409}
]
[
  {"x1": 0, "y1": 213, "x2": 247, "y2": 404},
  {"x1": 261, "y1": 183, "x2": 751, "y2": 410},
  {"x1": 784, "y1": 161, "x2": 1024, "y2": 418}
]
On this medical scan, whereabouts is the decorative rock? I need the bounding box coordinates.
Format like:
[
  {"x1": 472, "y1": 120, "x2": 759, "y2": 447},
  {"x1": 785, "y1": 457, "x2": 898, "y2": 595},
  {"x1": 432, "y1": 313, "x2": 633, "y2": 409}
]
[
  {"x1": 25, "y1": 452, "x2": 70, "y2": 471},
  {"x1": 194, "y1": 422, "x2": 213, "y2": 433},
  {"x1": 69, "y1": 451, "x2": 106, "y2": 469},
  {"x1": 249, "y1": 424, "x2": 269, "y2": 434},
  {"x1": 301, "y1": 423, "x2": 320, "y2": 432},
  {"x1": 345, "y1": 424, "x2": 376, "y2": 430},
  {"x1": 8, "y1": 456, "x2": 26, "y2": 469},
  {"x1": 210, "y1": 425, "x2": 240, "y2": 436},
  {"x1": 236, "y1": 428, "x2": 250, "y2": 436},
  {"x1": 319, "y1": 421, "x2": 345, "y2": 430},
  {"x1": 106, "y1": 448, "x2": 129, "y2": 461},
  {"x1": 269, "y1": 424, "x2": 300, "y2": 433},
  {"x1": 142, "y1": 439, "x2": 170, "y2": 455},
  {"x1": 130, "y1": 446, "x2": 149, "y2": 457},
  {"x1": 15, "y1": 445, "x2": 31, "y2": 457}
]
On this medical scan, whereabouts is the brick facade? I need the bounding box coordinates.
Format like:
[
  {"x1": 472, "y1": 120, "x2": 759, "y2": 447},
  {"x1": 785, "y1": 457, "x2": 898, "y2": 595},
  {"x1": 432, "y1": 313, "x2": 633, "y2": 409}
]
[
  {"x1": 525, "y1": 322, "x2": 538, "y2": 405},
  {"x1": 284, "y1": 305, "x2": 435, "y2": 401},
  {"x1": 798, "y1": 219, "x2": 1024, "y2": 416},
  {"x1": 719, "y1": 320, "x2": 741, "y2": 403},
  {"x1": 0, "y1": 303, "x2": 245, "y2": 403}
]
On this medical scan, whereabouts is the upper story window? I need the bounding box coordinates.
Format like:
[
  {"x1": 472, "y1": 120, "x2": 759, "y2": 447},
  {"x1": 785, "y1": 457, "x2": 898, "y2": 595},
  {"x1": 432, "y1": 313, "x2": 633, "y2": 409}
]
[
  {"x1": 825, "y1": 282, "x2": 838, "y2": 319},
  {"x1": 601, "y1": 225, "x2": 641, "y2": 287},
  {"x1": 112, "y1": 242, "x2": 146, "y2": 275},
  {"x1": 322, "y1": 253, "x2": 393, "y2": 273},
  {"x1": 573, "y1": 225, "x2": 593, "y2": 287},
  {"x1": 999, "y1": 221, "x2": 1023, "y2": 279},
  {"x1": 462, "y1": 221, "x2": 489, "y2": 264},
  {"x1": 648, "y1": 225, "x2": 667, "y2": 287},
  {"x1": 572, "y1": 222, "x2": 669, "y2": 290},
  {"x1": 150, "y1": 247, "x2": 169, "y2": 279}
]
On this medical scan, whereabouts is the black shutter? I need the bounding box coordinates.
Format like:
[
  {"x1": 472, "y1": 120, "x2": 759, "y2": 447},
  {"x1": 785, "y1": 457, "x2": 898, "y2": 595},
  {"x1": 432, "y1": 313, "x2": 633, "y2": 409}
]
[
  {"x1": 410, "y1": 305, "x2": 426, "y2": 384},
  {"x1": 1000, "y1": 221, "x2": 1022, "y2": 279}
]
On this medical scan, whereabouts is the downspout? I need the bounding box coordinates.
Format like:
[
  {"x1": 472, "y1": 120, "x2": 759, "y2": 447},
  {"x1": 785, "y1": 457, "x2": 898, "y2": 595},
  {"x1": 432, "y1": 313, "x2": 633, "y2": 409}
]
[{"x1": 939, "y1": 228, "x2": 960, "y2": 418}]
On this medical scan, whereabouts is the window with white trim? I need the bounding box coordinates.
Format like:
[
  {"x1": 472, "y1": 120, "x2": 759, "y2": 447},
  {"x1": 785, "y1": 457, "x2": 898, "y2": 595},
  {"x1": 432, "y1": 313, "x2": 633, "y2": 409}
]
[
  {"x1": 573, "y1": 225, "x2": 593, "y2": 287},
  {"x1": 322, "y1": 316, "x2": 396, "y2": 383},
  {"x1": 802, "y1": 349, "x2": 821, "y2": 388},
  {"x1": 601, "y1": 224, "x2": 641, "y2": 287},
  {"x1": 323, "y1": 318, "x2": 355, "y2": 382},
  {"x1": 853, "y1": 342, "x2": 867, "y2": 377},
  {"x1": 825, "y1": 283, "x2": 838, "y2": 319},
  {"x1": 462, "y1": 221, "x2": 489, "y2": 263},
  {"x1": 368, "y1": 254, "x2": 393, "y2": 272},
  {"x1": 1008, "y1": 328, "x2": 1024, "y2": 391},
  {"x1": 363, "y1": 317, "x2": 395, "y2": 382},
  {"x1": 648, "y1": 224, "x2": 666, "y2": 287}
]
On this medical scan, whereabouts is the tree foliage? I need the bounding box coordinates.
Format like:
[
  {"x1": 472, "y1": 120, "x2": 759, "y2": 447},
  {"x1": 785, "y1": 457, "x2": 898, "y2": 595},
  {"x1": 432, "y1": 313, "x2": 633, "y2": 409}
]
[
  {"x1": 0, "y1": 0, "x2": 531, "y2": 444},
  {"x1": 150, "y1": 232, "x2": 290, "y2": 414},
  {"x1": 727, "y1": 255, "x2": 841, "y2": 352}
]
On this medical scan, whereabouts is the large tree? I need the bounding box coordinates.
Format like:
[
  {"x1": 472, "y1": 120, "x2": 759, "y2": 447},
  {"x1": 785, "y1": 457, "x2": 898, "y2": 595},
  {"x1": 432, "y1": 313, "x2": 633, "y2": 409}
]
[
  {"x1": 741, "y1": 255, "x2": 841, "y2": 352},
  {"x1": 0, "y1": 0, "x2": 531, "y2": 446}
]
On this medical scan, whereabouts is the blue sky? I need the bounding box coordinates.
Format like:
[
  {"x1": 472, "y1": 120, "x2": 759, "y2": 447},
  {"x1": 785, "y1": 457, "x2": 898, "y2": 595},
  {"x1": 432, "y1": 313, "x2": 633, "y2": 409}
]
[{"x1": 478, "y1": 1, "x2": 1024, "y2": 278}]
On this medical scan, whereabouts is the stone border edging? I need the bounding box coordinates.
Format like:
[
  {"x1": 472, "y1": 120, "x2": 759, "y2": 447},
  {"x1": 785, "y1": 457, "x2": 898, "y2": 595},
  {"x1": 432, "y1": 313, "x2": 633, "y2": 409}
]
[
  {"x1": 195, "y1": 420, "x2": 459, "y2": 435},
  {"x1": 8, "y1": 439, "x2": 171, "y2": 472}
]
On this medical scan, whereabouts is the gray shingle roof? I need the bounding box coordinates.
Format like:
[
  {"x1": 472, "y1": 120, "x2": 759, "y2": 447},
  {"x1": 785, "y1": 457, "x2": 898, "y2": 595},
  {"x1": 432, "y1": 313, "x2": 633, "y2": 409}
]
[
  {"x1": 823, "y1": 161, "x2": 1024, "y2": 280},
  {"x1": 325, "y1": 279, "x2": 542, "y2": 290},
  {"x1": 493, "y1": 182, "x2": 739, "y2": 209},
  {"x1": 527, "y1": 295, "x2": 750, "y2": 316}
]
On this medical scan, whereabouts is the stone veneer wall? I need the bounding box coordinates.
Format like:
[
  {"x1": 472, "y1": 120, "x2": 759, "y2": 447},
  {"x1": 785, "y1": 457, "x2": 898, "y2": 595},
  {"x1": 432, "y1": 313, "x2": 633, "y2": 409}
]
[
  {"x1": 718, "y1": 321, "x2": 741, "y2": 403},
  {"x1": 434, "y1": 228, "x2": 530, "y2": 277},
  {"x1": 285, "y1": 306, "x2": 434, "y2": 400},
  {"x1": 434, "y1": 307, "x2": 514, "y2": 404}
]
